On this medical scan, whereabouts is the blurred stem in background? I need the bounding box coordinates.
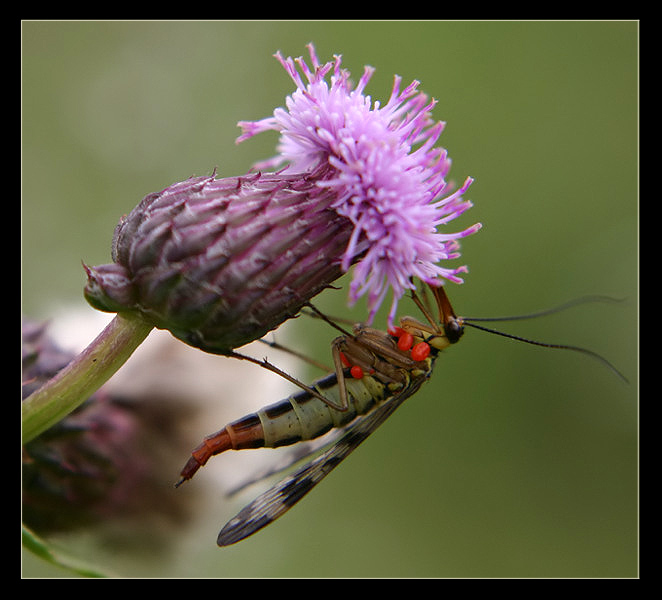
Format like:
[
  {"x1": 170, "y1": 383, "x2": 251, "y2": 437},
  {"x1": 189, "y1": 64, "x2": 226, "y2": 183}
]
[{"x1": 22, "y1": 313, "x2": 153, "y2": 444}]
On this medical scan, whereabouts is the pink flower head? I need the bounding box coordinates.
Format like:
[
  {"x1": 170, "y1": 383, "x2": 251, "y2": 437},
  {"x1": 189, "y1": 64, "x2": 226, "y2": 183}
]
[{"x1": 237, "y1": 44, "x2": 481, "y2": 324}]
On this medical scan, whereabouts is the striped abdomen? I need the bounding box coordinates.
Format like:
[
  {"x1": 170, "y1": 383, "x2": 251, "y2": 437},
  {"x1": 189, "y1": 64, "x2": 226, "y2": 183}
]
[{"x1": 178, "y1": 370, "x2": 397, "y2": 483}]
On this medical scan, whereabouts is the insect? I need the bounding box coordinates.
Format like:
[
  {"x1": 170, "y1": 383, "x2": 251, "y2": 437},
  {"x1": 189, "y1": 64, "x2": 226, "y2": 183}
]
[
  {"x1": 176, "y1": 282, "x2": 464, "y2": 546},
  {"x1": 176, "y1": 285, "x2": 626, "y2": 546}
]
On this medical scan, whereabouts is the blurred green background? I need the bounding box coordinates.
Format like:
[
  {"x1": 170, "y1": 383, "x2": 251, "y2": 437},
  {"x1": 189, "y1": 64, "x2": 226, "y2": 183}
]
[{"x1": 22, "y1": 21, "x2": 638, "y2": 577}]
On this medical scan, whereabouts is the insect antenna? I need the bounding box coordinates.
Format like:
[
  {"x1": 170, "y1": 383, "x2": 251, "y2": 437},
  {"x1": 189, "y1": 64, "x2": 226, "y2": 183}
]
[
  {"x1": 460, "y1": 295, "x2": 628, "y2": 383},
  {"x1": 461, "y1": 295, "x2": 625, "y2": 323}
]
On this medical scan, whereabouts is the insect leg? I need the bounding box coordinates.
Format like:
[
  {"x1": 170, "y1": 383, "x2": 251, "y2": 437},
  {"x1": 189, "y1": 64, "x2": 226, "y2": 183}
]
[
  {"x1": 330, "y1": 338, "x2": 351, "y2": 413},
  {"x1": 257, "y1": 337, "x2": 332, "y2": 372},
  {"x1": 226, "y1": 349, "x2": 344, "y2": 410}
]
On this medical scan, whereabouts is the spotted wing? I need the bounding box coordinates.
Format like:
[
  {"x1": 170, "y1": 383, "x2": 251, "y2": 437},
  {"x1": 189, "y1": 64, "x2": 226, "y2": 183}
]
[{"x1": 217, "y1": 373, "x2": 428, "y2": 546}]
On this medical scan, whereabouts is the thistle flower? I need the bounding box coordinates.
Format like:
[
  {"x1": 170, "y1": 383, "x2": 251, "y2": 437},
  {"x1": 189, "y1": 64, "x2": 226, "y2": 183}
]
[
  {"x1": 238, "y1": 44, "x2": 482, "y2": 323},
  {"x1": 83, "y1": 44, "x2": 480, "y2": 355}
]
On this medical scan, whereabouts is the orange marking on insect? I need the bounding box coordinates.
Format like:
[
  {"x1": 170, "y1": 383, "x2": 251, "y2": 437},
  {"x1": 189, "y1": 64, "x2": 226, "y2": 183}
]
[
  {"x1": 350, "y1": 365, "x2": 364, "y2": 379},
  {"x1": 411, "y1": 341, "x2": 431, "y2": 361},
  {"x1": 397, "y1": 331, "x2": 414, "y2": 352}
]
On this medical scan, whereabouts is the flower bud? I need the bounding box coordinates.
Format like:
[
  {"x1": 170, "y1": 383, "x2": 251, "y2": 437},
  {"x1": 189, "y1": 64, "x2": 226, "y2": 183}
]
[{"x1": 85, "y1": 166, "x2": 359, "y2": 353}]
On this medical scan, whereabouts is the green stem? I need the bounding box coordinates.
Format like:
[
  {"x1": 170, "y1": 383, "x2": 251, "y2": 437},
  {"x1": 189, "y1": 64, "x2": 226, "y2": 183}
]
[{"x1": 22, "y1": 312, "x2": 153, "y2": 444}]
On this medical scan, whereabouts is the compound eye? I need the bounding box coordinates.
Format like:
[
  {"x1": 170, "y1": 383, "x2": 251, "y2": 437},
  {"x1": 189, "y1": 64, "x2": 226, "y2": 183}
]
[{"x1": 445, "y1": 319, "x2": 465, "y2": 344}]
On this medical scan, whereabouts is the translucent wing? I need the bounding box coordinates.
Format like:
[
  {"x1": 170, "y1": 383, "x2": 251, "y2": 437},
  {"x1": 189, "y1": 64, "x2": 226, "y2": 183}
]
[{"x1": 217, "y1": 372, "x2": 429, "y2": 546}]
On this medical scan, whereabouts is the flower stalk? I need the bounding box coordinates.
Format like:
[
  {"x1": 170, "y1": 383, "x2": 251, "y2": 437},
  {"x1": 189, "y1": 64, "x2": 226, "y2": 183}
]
[{"x1": 22, "y1": 312, "x2": 152, "y2": 444}]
